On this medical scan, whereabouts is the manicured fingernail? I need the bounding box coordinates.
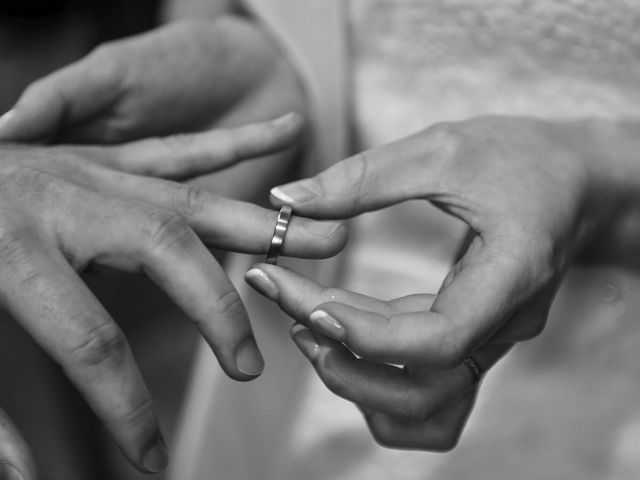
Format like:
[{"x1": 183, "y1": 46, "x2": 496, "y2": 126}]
[
  {"x1": 310, "y1": 310, "x2": 345, "y2": 340},
  {"x1": 0, "y1": 109, "x2": 16, "y2": 133},
  {"x1": 0, "y1": 464, "x2": 23, "y2": 480},
  {"x1": 142, "y1": 433, "x2": 169, "y2": 473},
  {"x1": 270, "y1": 180, "x2": 319, "y2": 204},
  {"x1": 289, "y1": 323, "x2": 320, "y2": 360},
  {"x1": 235, "y1": 337, "x2": 265, "y2": 376},
  {"x1": 245, "y1": 268, "x2": 278, "y2": 300}
]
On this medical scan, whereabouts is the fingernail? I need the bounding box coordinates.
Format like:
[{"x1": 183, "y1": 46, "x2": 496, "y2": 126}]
[
  {"x1": 310, "y1": 310, "x2": 345, "y2": 341},
  {"x1": 0, "y1": 109, "x2": 16, "y2": 133},
  {"x1": 289, "y1": 323, "x2": 320, "y2": 360},
  {"x1": 235, "y1": 337, "x2": 265, "y2": 376},
  {"x1": 273, "y1": 111, "x2": 296, "y2": 125},
  {"x1": 245, "y1": 268, "x2": 278, "y2": 300},
  {"x1": 270, "y1": 180, "x2": 319, "y2": 204},
  {"x1": 142, "y1": 433, "x2": 169, "y2": 473},
  {"x1": 0, "y1": 464, "x2": 23, "y2": 480}
]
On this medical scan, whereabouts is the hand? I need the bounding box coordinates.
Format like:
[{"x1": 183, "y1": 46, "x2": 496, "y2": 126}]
[
  {"x1": 0, "y1": 15, "x2": 303, "y2": 144},
  {"x1": 248, "y1": 116, "x2": 640, "y2": 449},
  {"x1": 0, "y1": 116, "x2": 346, "y2": 477}
]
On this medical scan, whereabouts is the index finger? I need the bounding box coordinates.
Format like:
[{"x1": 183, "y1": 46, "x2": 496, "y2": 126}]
[
  {"x1": 269, "y1": 130, "x2": 440, "y2": 218},
  {"x1": 312, "y1": 235, "x2": 544, "y2": 366},
  {"x1": 63, "y1": 163, "x2": 348, "y2": 259}
]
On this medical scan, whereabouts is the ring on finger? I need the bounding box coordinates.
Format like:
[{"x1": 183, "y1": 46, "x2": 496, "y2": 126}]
[
  {"x1": 266, "y1": 205, "x2": 293, "y2": 265},
  {"x1": 463, "y1": 356, "x2": 483, "y2": 384}
]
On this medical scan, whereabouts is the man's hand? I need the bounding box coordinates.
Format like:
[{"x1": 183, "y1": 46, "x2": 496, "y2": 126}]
[
  {"x1": 0, "y1": 116, "x2": 346, "y2": 477},
  {"x1": 248, "y1": 116, "x2": 640, "y2": 450}
]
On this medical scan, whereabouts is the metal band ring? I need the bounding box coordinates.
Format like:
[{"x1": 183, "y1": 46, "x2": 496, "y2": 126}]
[
  {"x1": 463, "y1": 356, "x2": 483, "y2": 384},
  {"x1": 266, "y1": 205, "x2": 293, "y2": 265}
]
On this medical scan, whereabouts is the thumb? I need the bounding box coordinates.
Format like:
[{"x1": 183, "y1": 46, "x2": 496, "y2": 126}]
[
  {"x1": 0, "y1": 53, "x2": 120, "y2": 143},
  {"x1": 270, "y1": 130, "x2": 438, "y2": 219}
]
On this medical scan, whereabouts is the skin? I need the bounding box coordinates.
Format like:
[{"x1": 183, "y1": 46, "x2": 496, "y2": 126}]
[
  {"x1": 246, "y1": 115, "x2": 640, "y2": 451},
  {"x1": 0, "y1": 3, "x2": 325, "y2": 476},
  {"x1": 0, "y1": 116, "x2": 346, "y2": 477}
]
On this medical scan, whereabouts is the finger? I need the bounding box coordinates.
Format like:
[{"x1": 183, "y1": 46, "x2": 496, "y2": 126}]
[
  {"x1": 309, "y1": 235, "x2": 542, "y2": 366},
  {"x1": 269, "y1": 130, "x2": 437, "y2": 218},
  {"x1": 0, "y1": 408, "x2": 36, "y2": 480},
  {"x1": 0, "y1": 52, "x2": 120, "y2": 143},
  {"x1": 57, "y1": 192, "x2": 264, "y2": 381},
  {"x1": 0, "y1": 241, "x2": 165, "y2": 473},
  {"x1": 81, "y1": 112, "x2": 305, "y2": 180},
  {"x1": 363, "y1": 392, "x2": 477, "y2": 451},
  {"x1": 289, "y1": 324, "x2": 509, "y2": 421},
  {"x1": 60, "y1": 163, "x2": 347, "y2": 258},
  {"x1": 244, "y1": 263, "x2": 393, "y2": 325}
]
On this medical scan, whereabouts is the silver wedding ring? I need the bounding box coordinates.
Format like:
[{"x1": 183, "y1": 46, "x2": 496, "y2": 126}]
[
  {"x1": 463, "y1": 356, "x2": 483, "y2": 384},
  {"x1": 266, "y1": 205, "x2": 293, "y2": 265}
]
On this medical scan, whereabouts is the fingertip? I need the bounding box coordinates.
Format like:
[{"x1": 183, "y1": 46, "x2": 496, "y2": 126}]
[
  {"x1": 141, "y1": 432, "x2": 169, "y2": 474},
  {"x1": 234, "y1": 337, "x2": 265, "y2": 379},
  {"x1": 309, "y1": 309, "x2": 346, "y2": 341},
  {"x1": 289, "y1": 323, "x2": 320, "y2": 361},
  {"x1": 271, "y1": 111, "x2": 305, "y2": 132},
  {"x1": 245, "y1": 267, "x2": 279, "y2": 301},
  {"x1": 270, "y1": 186, "x2": 296, "y2": 205},
  {"x1": 0, "y1": 109, "x2": 18, "y2": 140}
]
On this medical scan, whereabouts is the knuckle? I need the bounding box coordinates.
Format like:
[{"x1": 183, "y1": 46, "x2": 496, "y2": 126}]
[
  {"x1": 347, "y1": 152, "x2": 371, "y2": 205},
  {"x1": 211, "y1": 289, "x2": 245, "y2": 318},
  {"x1": 143, "y1": 211, "x2": 196, "y2": 253},
  {"x1": 6, "y1": 167, "x2": 56, "y2": 198},
  {"x1": 69, "y1": 322, "x2": 128, "y2": 369},
  {"x1": 179, "y1": 185, "x2": 210, "y2": 218},
  {"x1": 110, "y1": 396, "x2": 156, "y2": 431}
]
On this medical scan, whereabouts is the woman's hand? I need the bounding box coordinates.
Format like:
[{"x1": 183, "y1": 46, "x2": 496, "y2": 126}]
[
  {"x1": 0, "y1": 15, "x2": 304, "y2": 144},
  {"x1": 0, "y1": 116, "x2": 346, "y2": 477},
  {"x1": 247, "y1": 116, "x2": 640, "y2": 450}
]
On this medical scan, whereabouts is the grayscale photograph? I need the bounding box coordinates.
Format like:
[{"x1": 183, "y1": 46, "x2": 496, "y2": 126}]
[{"x1": 0, "y1": 1, "x2": 638, "y2": 479}]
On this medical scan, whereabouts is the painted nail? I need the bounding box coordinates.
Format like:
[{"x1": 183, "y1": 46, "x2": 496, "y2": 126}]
[
  {"x1": 245, "y1": 268, "x2": 278, "y2": 300},
  {"x1": 290, "y1": 323, "x2": 320, "y2": 360},
  {"x1": 270, "y1": 180, "x2": 319, "y2": 204},
  {"x1": 235, "y1": 337, "x2": 265, "y2": 376},
  {"x1": 310, "y1": 310, "x2": 345, "y2": 341},
  {"x1": 142, "y1": 433, "x2": 169, "y2": 473}
]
